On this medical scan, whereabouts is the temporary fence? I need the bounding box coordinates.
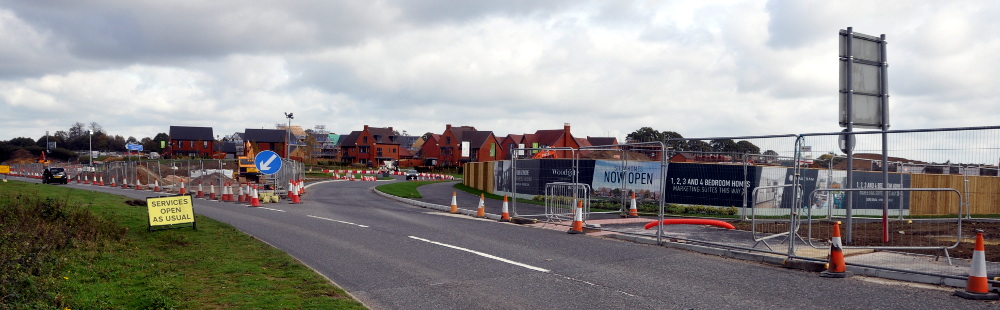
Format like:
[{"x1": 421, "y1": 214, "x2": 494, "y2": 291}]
[
  {"x1": 6, "y1": 159, "x2": 305, "y2": 201},
  {"x1": 471, "y1": 126, "x2": 1000, "y2": 285}
]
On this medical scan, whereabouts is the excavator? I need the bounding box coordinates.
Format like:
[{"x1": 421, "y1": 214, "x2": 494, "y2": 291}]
[
  {"x1": 533, "y1": 149, "x2": 558, "y2": 159},
  {"x1": 235, "y1": 140, "x2": 262, "y2": 183}
]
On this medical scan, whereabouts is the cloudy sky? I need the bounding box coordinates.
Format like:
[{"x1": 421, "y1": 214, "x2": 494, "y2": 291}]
[{"x1": 1, "y1": 0, "x2": 998, "y2": 144}]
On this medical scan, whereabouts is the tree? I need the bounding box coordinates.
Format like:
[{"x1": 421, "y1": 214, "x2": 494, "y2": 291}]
[
  {"x1": 688, "y1": 140, "x2": 712, "y2": 152},
  {"x1": 626, "y1": 127, "x2": 664, "y2": 143},
  {"x1": 302, "y1": 134, "x2": 319, "y2": 165},
  {"x1": 662, "y1": 131, "x2": 687, "y2": 151},
  {"x1": 710, "y1": 139, "x2": 738, "y2": 153},
  {"x1": 8, "y1": 137, "x2": 36, "y2": 148},
  {"x1": 152, "y1": 133, "x2": 169, "y2": 152},
  {"x1": 735, "y1": 140, "x2": 760, "y2": 154}
]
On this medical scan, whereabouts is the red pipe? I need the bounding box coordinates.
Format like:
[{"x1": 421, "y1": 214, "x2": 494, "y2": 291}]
[{"x1": 644, "y1": 219, "x2": 735, "y2": 230}]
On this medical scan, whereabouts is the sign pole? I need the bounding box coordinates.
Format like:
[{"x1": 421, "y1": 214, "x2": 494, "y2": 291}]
[{"x1": 843, "y1": 27, "x2": 855, "y2": 243}]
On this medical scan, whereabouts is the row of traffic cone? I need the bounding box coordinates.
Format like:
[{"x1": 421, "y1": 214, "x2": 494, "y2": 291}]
[{"x1": 449, "y1": 191, "x2": 511, "y2": 222}]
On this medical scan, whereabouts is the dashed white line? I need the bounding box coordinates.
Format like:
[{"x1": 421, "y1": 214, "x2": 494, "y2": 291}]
[
  {"x1": 260, "y1": 207, "x2": 286, "y2": 212},
  {"x1": 306, "y1": 215, "x2": 369, "y2": 228},
  {"x1": 408, "y1": 236, "x2": 550, "y2": 273}
]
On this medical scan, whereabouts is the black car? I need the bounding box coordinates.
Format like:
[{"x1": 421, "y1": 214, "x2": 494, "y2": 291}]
[{"x1": 42, "y1": 167, "x2": 68, "y2": 184}]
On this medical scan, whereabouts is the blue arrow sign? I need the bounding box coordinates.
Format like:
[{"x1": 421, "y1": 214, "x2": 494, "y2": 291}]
[{"x1": 254, "y1": 150, "x2": 282, "y2": 175}]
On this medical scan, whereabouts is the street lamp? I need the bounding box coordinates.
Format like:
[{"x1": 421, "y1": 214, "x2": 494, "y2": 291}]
[
  {"x1": 284, "y1": 112, "x2": 293, "y2": 158},
  {"x1": 88, "y1": 130, "x2": 93, "y2": 167}
]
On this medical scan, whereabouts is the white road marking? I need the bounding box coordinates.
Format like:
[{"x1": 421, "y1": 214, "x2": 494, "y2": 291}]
[
  {"x1": 307, "y1": 215, "x2": 369, "y2": 228},
  {"x1": 260, "y1": 207, "x2": 286, "y2": 212},
  {"x1": 408, "y1": 236, "x2": 550, "y2": 273}
]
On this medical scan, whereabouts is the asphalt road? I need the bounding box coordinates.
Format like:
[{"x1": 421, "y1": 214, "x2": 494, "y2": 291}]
[{"x1": 12, "y1": 175, "x2": 1000, "y2": 309}]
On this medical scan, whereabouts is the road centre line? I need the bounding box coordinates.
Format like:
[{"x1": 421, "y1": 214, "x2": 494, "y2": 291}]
[
  {"x1": 307, "y1": 215, "x2": 369, "y2": 228},
  {"x1": 408, "y1": 236, "x2": 550, "y2": 273},
  {"x1": 260, "y1": 207, "x2": 286, "y2": 212}
]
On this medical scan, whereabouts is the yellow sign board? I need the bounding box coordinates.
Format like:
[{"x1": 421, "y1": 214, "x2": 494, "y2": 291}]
[
  {"x1": 146, "y1": 195, "x2": 195, "y2": 227},
  {"x1": 0, "y1": 165, "x2": 9, "y2": 174}
]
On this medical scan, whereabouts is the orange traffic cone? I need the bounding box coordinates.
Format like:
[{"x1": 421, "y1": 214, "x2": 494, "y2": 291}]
[
  {"x1": 250, "y1": 186, "x2": 261, "y2": 207},
  {"x1": 500, "y1": 195, "x2": 511, "y2": 222},
  {"x1": 154, "y1": 180, "x2": 161, "y2": 192},
  {"x1": 237, "y1": 184, "x2": 245, "y2": 203},
  {"x1": 209, "y1": 184, "x2": 217, "y2": 200},
  {"x1": 954, "y1": 230, "x2": 1000, "y2": 300},
  {"x1": 110, "y1": 177, "x2": 117, "y2": 188},
  {"x1": 450, "y1": 192, "x2": 459, "y2": 214},
  {"x1": 626, "y1": 192, "x2": 639, "y2": 218},
  {"x1": 289, "y1": 182, "x2": 301, "y2": 204},
  {"x1": 135, "y1": 178, "x2": 142, "y2": 191},
  {"x1": 820, "y1": 221, "x2": 851, "y2": 278},
  {"x1": 84, "y1": 174, "x2": 90, "y2": 184},
  {"x1": 476, "y1": 194, "x2": 486, "y2": 218},
  {"x1": 196, "y1": 183, "x2": 204, "y2": 198},
  {"x1": 99, "y1": 176, "x2": 105, "y2": 186},
  {"x1": 568, "y1": 200, "x2": 585, "y2": 234},
  {"x1": 178, "y1": 181, "x2": 186, "y2": 195}
]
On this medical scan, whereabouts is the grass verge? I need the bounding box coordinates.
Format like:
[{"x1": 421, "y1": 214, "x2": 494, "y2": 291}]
[
  {"x1": 375, "y1": 180, "x2": 451, "y2": 198},
  {"x1": 0, "y1": 181, "x2": 365, "y2": 310}
]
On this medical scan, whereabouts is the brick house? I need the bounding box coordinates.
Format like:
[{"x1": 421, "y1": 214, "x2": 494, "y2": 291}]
[
  {"x1": 338, "y1": 125, "x2": 400, "y2": 167},
  {"x1": 168, "y1": 126, "x2": 214, "y2": 158},
  {"x1": 244, "y1": 128, "x2": 288, "y2": 158},
  {"x1": 418, "y1": 134, "x2": 442, "y2": 166},
  {"x1": 462, "y1": 131, "x2": 503, "y2": 162},
  {"x1": 437, "y1": 124, "x2": 477, "y2": 167},
  {"x1": 522, "y1": 123, "x2": 581, "y2": 159}
]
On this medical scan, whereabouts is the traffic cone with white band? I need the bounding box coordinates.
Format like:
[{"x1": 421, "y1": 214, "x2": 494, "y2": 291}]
[
  {"x1": 820, "y1": 221, "x2": 850, "y2": 278},
  {"x1": 626, "y1": 192, "x2": 639, "y2": 218},
  {"x1": 450, "y1": 192, "x2": 458, "y2": 214},
  {"x1": 500, "y1": 195, "x2": 511, "y2": 222},
  {"x1": 954, "y1": 230, "x2": 1000, "y2": 300},
  {"x1": 476, "y1": 194, "x2": 486, "y2": 218},
  {"x1": 568, "y1": 200, "x2": 585, "y2": 234}
]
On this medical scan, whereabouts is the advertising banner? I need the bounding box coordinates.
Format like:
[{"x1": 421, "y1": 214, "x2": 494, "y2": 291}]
[
  {"x1": 591, "y1": 160, "x2": 662, "y2": 199},
  {"x1": 664, "y1": 163, "x2": 756, "y2": 207}
]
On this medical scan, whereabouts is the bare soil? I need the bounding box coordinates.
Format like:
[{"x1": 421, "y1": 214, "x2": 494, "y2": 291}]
[{"x1": 732, "y1": 220, "x2": 1000, "y2": 261}]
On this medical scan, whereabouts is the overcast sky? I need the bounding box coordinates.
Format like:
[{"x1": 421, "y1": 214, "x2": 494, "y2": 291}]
[{"x1": 2, "y1": 0, "x2": 998, "y2": 144}]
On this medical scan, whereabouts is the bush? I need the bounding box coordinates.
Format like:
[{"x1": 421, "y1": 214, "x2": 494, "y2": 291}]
[{"x1": 0, "y1": 194, "x2": 127, "y2": 307}]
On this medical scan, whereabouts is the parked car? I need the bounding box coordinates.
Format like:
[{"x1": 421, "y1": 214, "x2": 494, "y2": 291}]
[
  {"x1": 405, "y1": 170, "x2": 419, "y2": 180},
  {"x1": 42, "y1": 167, "x2": 68, "y2": 184}
]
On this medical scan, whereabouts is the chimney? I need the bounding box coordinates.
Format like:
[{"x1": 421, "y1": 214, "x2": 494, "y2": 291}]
[
  {"x1": 364, "y1": 125, "x2": 369, "y2": 130},
  {"x1": 564, "y1": 123, "x2": 570, "y2": 133},
  {"x1": 446, "y1": 124, "x2": 452, "y2": 131}
]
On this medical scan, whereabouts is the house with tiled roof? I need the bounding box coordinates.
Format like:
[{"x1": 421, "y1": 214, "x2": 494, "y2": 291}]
[
  {"x1": 338, "y1": 125, "x2": 401, "y2": 167},
  {"x1": 244, "y1": 128, "x2": 288, "y2": 158},
  {"x1": 522, "y1": 123, "x2": 581, "y2": 159},
  {"x1": 437, "y1": 124, "x2": 477, "y2": 167},
  {"x1": 167, "y1": 126, "x2": 214, "y2": 158}
]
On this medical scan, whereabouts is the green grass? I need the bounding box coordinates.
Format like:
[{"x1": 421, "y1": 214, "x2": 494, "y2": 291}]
[
  {"x1": 375, "y1": 180, "x2": 452, "y2": 198},
  {"x1": 0, "y1": 181, "x2": 365, "y2": 310}
]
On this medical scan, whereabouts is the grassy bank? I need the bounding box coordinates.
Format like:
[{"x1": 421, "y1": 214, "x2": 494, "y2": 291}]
[
  {"x1": 0, "y1": 181, "x2": 365, "y2": 309},
  {"x1": 375, "y1": 180, "x2": 451, "y2": 198}
]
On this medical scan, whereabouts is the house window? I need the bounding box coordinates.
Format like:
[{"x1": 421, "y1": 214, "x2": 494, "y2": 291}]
[
  {"x1": 363, "y1": 136, "x2": 368, "y2": 143},
  {"x1": 190, "y1": 141, "x2": 194, "y2": 148},
  {"x1": 446, "y1": 137, "x2": 451, "y2": 144},
  {"x1": 203, "y1": 141, "x2": 208, "y2": 148}
]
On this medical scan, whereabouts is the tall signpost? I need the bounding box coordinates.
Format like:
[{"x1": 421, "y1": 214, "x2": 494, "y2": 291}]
[{"x1": 839, "y1": 28, "x2": 889, "y2": 243}]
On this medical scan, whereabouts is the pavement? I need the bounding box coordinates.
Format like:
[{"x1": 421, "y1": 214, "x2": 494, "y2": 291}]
[{"x1": 398, "y1": 179, "x2": 1000, "y2": 289}]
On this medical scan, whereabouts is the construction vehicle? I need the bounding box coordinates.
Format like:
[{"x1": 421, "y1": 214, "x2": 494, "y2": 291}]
[
  {"x1": 235, "y1": 141, "x2": 262, "y2": 183},
  {"x1": 533, "y1": 149, "x2": 557, "y2": 159}
]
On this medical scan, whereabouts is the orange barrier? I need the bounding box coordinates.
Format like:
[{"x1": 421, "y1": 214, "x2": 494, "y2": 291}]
[
  {"x1": 820, "y1": 221, "x2": 851, "y2": 278},
  {"x1": 954, "y1": 231, "x2": 999, "y2": 299},
  {"x1": 643, "y1": 219, "x2": 736, "y2": 230}
]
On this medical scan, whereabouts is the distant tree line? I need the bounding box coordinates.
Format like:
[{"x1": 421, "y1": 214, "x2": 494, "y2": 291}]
[
  {"x1": 626, "y1": 126, "x2": 770, "y2": 157},
  {"x1": 0, "y1": 122, "x2": 168, "y2": 163}
]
